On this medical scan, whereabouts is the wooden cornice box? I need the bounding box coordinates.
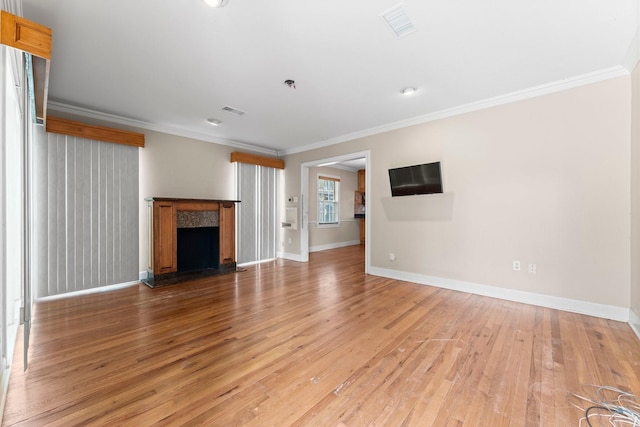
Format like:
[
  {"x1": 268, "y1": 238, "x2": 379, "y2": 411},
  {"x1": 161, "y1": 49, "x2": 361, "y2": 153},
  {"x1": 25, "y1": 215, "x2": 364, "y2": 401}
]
[{"x1": 145, "y1": 197, "x2": 240, "y2": 278}]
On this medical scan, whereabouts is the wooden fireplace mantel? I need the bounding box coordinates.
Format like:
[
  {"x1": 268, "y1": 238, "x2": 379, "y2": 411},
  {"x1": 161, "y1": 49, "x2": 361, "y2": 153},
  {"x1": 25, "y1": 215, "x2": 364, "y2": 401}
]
[{"x1": 145, "y1": 197, "x2": 240, "y2": 277}]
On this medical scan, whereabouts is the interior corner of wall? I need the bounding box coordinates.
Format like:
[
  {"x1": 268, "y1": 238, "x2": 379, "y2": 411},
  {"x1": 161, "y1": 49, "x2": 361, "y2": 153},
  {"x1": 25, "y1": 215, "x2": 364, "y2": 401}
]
[{"x1": 630, "y1": 308, "x2": 640, "y2": 341}]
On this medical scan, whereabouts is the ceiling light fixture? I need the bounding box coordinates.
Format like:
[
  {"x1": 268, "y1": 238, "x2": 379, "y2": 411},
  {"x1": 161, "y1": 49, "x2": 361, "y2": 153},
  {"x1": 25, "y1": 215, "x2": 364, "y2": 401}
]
[
  {"x1": 401, "y1": 87, "x2": 417, "y2": 96},
  {"x1": 202, "y1": 0, "x2": 229, "y2": 7},
  {"x1": 207, "y1": 118, "x2": 221, "y2": 126}
]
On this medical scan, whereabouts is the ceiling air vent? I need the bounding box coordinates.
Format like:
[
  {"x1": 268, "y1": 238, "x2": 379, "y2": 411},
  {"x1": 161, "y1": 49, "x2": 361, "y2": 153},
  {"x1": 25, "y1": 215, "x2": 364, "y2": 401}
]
[
  {"x1": 380, "y1": 4, "x2": 416, "y2": 38},
  {"x1": 221, "y1": 106, "x2": 245, "y2": 116}
]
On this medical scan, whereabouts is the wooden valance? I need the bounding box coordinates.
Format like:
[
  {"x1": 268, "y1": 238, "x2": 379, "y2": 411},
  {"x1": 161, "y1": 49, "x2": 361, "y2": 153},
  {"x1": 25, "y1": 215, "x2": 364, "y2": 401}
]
[
  {"x1": 0, "y1": 11, "x2": 51, "y2": 123},
  {"x1": 46, "y1": 116, "x2": 145, "y2": 147},
  {"x1": 230, "y1": 151, "x2": 284, "y2": 169},
  {"x1": 318, "y1": 175, "x2": 340, "y2": 182}
]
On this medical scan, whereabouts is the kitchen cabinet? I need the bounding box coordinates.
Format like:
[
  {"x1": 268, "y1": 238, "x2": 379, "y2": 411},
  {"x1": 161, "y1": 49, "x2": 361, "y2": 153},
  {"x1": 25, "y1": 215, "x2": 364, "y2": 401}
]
[{"x1": 357, "y1": 169, "x2": 365, "y2": 193}]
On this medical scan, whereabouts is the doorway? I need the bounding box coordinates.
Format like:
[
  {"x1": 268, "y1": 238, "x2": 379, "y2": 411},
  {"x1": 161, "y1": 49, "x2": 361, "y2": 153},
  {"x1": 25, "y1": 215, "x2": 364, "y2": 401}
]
[{"x1": 300, "y1": 150, "x2": 370, "y2": 273}]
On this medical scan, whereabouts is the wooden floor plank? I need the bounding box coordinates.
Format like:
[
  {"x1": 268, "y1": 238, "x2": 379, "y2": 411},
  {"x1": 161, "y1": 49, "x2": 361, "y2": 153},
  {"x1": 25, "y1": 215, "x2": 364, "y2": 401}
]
[{"x1": 3, "y1": 245, "x2": 640, "y2": 426}]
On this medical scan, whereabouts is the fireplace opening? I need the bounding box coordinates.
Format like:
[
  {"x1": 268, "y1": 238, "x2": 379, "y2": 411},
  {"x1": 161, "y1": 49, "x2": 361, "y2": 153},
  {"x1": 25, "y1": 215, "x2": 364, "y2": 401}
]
[
  {"x1": 175, "y1": 210, "x2": 220, "y2": 273},
  {"x1": 177, "y1": 226, "x2": 219, "y2": 272}
]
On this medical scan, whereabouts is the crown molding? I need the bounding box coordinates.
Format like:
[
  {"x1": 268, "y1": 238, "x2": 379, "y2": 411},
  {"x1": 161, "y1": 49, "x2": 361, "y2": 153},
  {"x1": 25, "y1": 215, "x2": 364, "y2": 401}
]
[
  {"x1": 47, "y1": 101, "x2": 279, "y2": 156},
  {"x1": 282, "y1": 66, "x2": 630, "y2": 155},
  {"x1": 623, "y1": 28, "x2": 640, "y2": 72},
  {"x1": 49, "y1": 65, "x2": 630, "y2": 159}
]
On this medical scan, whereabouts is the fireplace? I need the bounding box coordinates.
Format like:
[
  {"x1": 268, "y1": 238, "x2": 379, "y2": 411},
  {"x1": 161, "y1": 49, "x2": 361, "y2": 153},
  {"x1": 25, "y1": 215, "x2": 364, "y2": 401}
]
[{"x1": 145, "y1": 198, "x2": 239, "y2": 281}]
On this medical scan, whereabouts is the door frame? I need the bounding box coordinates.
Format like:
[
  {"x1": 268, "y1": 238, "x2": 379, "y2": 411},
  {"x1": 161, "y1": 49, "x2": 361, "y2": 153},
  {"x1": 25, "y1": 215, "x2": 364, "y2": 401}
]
[{"x1": 300, "y1": 150, "x2": 370, "y2": 273}]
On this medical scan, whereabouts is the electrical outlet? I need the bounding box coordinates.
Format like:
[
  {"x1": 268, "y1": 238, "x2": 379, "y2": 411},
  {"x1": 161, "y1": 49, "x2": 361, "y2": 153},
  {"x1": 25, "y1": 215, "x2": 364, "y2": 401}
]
[
  {"x1": 389, "y1": 253, "x2": 396, "y2": 261},
  {"x1": 528, "y1": 263, "x2": 536, "y2": 274},
  {"x1": 288, "y1": 238, "x2": 292, "y2": 244},
  {"x1": 513, "y1": 261, "x2": 521, "y2": 271}
]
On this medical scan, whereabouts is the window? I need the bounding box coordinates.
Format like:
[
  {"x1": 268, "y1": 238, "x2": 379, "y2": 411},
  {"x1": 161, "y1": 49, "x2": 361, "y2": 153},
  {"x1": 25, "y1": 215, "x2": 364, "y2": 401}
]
[{"x1": 317, "y1": 175, "x2": 340, "y2": 225}]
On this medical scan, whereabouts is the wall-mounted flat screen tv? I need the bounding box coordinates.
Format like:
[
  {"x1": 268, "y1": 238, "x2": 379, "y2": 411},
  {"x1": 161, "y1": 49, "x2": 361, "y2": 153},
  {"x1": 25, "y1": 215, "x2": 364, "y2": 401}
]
[{"x1": 388, "y1": 161, "x2": 443, "y2": 197}]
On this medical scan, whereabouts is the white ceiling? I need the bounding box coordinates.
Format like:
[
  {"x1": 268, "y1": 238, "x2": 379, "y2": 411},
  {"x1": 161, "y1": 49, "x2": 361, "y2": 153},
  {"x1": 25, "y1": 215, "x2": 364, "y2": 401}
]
[{"x1": 22, "y1": 0, "x2": 639, "y2": 155}]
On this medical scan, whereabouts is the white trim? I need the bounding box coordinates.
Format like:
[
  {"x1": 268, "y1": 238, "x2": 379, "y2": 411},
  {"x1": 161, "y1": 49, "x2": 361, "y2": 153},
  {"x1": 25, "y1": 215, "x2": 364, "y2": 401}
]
[
  {"x1": 630, "y1": 309, "x2": 640, "y2": 341},
  {"x1": 369, "y1": 266, "x2": 630, "y2": 322},
  {"x1": 47, "y1": 101, "x2": 279, "y2": 156},
  {"x1": 50, "y1": 68, "x2": 628, "y2": 159},
  {"x1": 237, "y1": 257, "x2": 277, "y2": 268},
  {"x1": 35, "y1": 281, "x2": 140, "y2": 302},
  {"x1": 282, "y1": 66, "x2": 629, "y2": 155},
  {"x1": 623, "y1": 28, "x2": 640, "y2": 72},
  {"x1": 277, "y1": 251, "x2": 307, "y2": 262},
  {"x1": 0, "y1": 321, "x2": 17, "y2": 422},
  {"x1": 0, "y1": 364, "x2": 8, "y2": 425},
  {"x1": 309, "y1": 240, "x2": 360, "y2": 253},
  {"x1": 300, "y1": 150, "x2": 371, "y2": 273},
  {"x1": 316, "y1": 223, "x2": 340, "y2": 228},
  {"x1": 316, "y1": 172, "x2": 340, "y2": 226},
  {"x1": 309, "y1": 219, "x2": 359, "y2": 224},
  {"x1": 139, "y1": 270, "x2": 148, "y2": 281}
]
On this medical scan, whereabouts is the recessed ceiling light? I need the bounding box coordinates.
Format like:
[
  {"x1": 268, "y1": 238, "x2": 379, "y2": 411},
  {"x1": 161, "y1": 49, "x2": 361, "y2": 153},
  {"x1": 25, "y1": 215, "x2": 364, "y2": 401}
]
[
  {"x1": 202, "y1": 0, "x2": 229, "y2": 7},
  {"x1": 207, "y1": 118, "x2": 221, "y2": 126},
  {"x1": 401, "y1": 87, "x2": 417, "y2": 96}
]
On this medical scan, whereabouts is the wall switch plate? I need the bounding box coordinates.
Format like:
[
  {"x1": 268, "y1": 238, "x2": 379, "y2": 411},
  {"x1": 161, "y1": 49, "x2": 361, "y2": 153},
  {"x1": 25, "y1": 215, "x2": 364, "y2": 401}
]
[{"x1": 513, "y1": 261, "x2": 521, "y2": 271}]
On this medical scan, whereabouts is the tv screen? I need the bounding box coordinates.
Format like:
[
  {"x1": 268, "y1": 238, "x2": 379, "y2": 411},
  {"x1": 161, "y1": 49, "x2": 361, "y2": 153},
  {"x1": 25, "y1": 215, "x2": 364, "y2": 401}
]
[{"x1": 388, "y1": 161, "x2": 443, "y2": 197}]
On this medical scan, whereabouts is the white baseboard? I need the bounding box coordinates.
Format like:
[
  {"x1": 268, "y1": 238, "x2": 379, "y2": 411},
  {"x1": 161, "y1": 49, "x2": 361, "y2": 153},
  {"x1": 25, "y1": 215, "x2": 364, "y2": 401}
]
[
  {"x1": 630, "y1": 309, "x2": 640, "y2": 341},
  {"x1": 237, "y1": 258, "x2": 277, "y2": 268},
  {"x1": 309, "y1": 240, "x2": 360, "y2": 253},
  {"x1": 369, "y1": 266, "x2": 629, "y2": 322},
  {"x1": 0, "y1": 365, "x2": 8, "y2": 425},
  {"x1": 139, "y1": 270, "x2": 148, "y2": 280},
  {"x1": 277, "y1": 251, "x2": 306, "y2": 262},
  {"x1": 0, "y1": 322, "x2": 18, "y2": 422},
  {"x1": 36, "y1": 281, "x2": 140, "y2": 302}
]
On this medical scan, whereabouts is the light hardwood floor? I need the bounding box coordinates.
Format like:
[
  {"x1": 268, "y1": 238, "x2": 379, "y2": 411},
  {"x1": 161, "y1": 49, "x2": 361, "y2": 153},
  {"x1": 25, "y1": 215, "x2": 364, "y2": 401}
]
[{"x1": 3, "y1": 245, "x2": 640, "y2": 426}]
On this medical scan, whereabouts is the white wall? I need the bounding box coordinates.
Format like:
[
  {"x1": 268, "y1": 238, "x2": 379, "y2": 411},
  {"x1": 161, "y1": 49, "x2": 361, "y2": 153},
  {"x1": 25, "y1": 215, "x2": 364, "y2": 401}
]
[
  {"x1": 307, "y1": 166, "x2": 359, "y2": 251},
  {"x1": 631, "y1": 61, "x2": 640, "y2": 334},
  {"x1": 283, "y1": 76, "x2": 632, "y2": 316}
]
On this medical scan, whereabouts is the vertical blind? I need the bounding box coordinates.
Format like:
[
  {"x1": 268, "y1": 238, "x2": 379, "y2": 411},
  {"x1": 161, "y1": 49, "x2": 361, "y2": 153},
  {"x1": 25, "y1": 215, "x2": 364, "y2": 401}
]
[
  {"x1": 32, "y1": 129, "x2": 139, "y2": 298},
  {"x1": 236, "y1": 163, "x2": 277, "y2": 264}
]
